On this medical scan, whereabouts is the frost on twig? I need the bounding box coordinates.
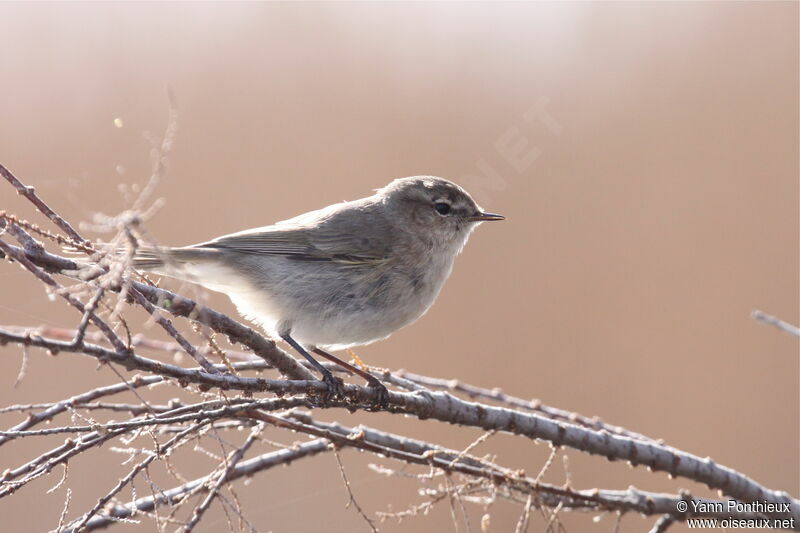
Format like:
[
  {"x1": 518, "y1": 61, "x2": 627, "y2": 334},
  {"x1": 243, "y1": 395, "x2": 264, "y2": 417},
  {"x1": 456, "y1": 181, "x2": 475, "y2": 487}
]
[{"x1": 1, "y1": 161, "x2": 798, "y2": 532}]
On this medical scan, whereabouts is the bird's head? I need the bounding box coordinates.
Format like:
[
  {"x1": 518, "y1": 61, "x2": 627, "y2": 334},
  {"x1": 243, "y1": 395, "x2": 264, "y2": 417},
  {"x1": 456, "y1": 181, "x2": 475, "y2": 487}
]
[{"x1": 378, "y1": 176, "x2": 504, "y2": 251}]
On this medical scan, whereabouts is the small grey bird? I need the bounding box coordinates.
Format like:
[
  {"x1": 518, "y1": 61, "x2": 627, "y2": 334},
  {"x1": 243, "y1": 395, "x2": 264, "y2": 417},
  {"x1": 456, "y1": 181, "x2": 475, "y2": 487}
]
[{"x1": 134, "y1": 176, "x2": 504, "y2": 403}]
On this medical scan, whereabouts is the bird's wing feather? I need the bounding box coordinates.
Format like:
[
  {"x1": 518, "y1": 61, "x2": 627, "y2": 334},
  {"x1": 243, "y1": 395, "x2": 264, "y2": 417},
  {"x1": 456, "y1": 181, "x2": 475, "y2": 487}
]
[{"x1": 194, "y1": 201, "x2": 394, "y2": 265}]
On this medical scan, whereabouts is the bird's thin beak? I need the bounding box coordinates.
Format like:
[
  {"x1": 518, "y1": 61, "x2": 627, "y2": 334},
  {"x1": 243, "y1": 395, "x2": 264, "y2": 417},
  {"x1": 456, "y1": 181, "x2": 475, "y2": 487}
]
[{"x1": 469, "y1": 212, "x2": 505, "y2": 222}]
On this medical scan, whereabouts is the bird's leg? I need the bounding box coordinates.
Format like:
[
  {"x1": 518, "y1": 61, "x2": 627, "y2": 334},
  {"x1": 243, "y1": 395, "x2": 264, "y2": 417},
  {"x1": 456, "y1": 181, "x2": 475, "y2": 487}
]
[
  {"x1": 281, "y1": 334, "x2": 345, "y2": 401},
  {"x1": 312, "y1": 347, "x2": 390, "y2": 407}
]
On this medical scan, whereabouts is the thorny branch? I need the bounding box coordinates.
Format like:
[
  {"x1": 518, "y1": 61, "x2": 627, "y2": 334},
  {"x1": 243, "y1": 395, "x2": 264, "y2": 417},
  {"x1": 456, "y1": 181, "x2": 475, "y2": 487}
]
[{"x1": 1, "y1": 162, "x2": 798, "y2": 532}]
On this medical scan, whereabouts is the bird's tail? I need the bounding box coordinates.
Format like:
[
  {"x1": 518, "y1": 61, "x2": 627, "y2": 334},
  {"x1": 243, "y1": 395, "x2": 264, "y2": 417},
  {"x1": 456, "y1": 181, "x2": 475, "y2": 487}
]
[
  {"x1": 133, "y1": 245, "x2": 220, "y2": 277},
  {"x1": 132, "y1": 246, "x2": 169, "y2": 272}
]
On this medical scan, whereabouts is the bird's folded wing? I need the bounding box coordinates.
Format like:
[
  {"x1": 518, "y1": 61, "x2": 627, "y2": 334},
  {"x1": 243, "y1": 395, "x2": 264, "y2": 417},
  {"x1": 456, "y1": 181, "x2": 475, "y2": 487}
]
[{"x1": 195, "y1": 223, "x2": 392, "y2": 265}]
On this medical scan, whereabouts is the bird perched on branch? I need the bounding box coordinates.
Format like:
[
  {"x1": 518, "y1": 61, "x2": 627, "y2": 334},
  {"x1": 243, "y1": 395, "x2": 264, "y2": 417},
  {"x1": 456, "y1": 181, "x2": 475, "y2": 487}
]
[{"x1": 134, "y1": 176, "x2": 504, "y2": 404}]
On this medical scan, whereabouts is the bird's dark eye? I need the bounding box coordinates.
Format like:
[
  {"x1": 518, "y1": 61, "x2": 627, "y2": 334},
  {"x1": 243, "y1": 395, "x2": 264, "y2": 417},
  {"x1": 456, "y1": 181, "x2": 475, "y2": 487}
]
[{"x1": 434, "y1": 202, "x2": 451, "y2": 215}]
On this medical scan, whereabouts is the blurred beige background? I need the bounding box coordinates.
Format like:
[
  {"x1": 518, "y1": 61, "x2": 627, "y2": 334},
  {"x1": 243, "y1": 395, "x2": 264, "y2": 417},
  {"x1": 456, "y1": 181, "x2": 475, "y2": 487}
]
[{"x1": 0, "y1": 2, "x2": 797, "y2": 532}]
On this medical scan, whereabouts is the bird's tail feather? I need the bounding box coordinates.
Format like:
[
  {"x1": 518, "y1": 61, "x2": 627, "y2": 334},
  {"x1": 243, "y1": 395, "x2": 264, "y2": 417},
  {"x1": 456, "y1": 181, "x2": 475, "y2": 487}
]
[{"x1": 133, "y1": 246, "x2": 220, "y2": 276}]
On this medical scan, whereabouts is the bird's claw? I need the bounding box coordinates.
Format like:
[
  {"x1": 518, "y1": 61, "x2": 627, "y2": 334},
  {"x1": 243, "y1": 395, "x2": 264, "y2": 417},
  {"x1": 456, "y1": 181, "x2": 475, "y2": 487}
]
[
  {"x1": 320, "y1": 372, "x2": 346, "y2": 402},
  {"x1": 367, "y1": 380, "x2": 390, "y2": 408}
]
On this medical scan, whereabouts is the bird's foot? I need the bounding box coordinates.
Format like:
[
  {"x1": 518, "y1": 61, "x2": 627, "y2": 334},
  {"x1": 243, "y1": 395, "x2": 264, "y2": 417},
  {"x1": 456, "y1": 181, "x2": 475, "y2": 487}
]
[
  {"x1": 320, "y1": 372, "x2": 346, "y2": 403},
  {"x1": 366, "y1": 378, "x2": 390, "y2": 408}
]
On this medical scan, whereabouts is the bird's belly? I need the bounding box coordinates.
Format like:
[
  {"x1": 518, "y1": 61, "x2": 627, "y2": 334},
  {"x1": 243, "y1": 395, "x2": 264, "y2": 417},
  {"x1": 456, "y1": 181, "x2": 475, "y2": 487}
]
[
  {"x1": 217, "y1": 254, "x2": 454, "y2": 350},
  {"x1": 226, "y1": 291, "x2": 430, "y2": 349},
  {"x1": 227, "y1": 271, "x2": 443, "y2": 350},
  {"x1": 290, "y1": 296, "x2": 433, "y2": 349}
]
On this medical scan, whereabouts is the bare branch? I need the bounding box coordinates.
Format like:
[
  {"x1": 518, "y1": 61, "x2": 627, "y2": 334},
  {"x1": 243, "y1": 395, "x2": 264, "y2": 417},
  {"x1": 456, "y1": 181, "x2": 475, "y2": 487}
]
[
  {"x1": 265, "y1": 411, "x2": 778, "y2": 523},
  {"x1": 395, "y1": 370, "x2": 657, "y2": 444},
  {"x1": 1, "y1": 236, "x2": 313, "y2": 380},
  {"x1": 126, "y1": 285, "x2": 220, "y2": 374},
  {"x1": 0, "y1": 374, "x2": 164, "y2": 447},
  {"x1": 3, "y1": 324, "x2": 798, "y2": 523},
  {"x1": 66, "y1": 422, "x2": 207, "y2": 531},
  {"x1": 0, "y1": 163, "x2": 88, "y2": 246},
  {"x1": 67, "y1": 439, "x2": 331, "y2": 532},
  {"x1": 181, "y1": 424, "x2": 262, "y2": 532},
  {"x1": 752, "y1": 310, "x2": 800, "y2": 337},
  {"x1": 0, "y1": 236, "x2": 127, "y2": 353},
  {"x1": 2, "y1": 165, "x2": 797, "y2": 532}
]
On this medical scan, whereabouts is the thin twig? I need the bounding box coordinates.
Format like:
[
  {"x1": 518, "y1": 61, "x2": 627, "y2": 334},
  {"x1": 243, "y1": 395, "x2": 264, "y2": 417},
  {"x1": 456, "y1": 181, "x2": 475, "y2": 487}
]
[
  {"x1": 0, "y1": 163, "x2": 88, "y2": 245},
  {"x1": 0, "y1": 374, "x2": 164, "y2": 447},
  {"x1": 334, "y1": 448, "x2": 380, "y2": 532},
  {"x1": 752, "y1": 310, "x2": 800, "y2": 337},
  {"x1": 13, "y1": 344, "x2": 29, "y2": 388},
  {"x1": 67, "y1": 422, "x2": 208, "y2": 531},
  {"x1": 648, "y1": 515, "x2": 675, "y2": 533},
  {"x1": 0, "y1": 236, "x2": 127, "y2": 353},
  {"x1": 181, "y1": 423, "x2": 263, "y2": 532},
  {"x1": 1, "y1": 236, "x2": 313, "y2": 380},
  {"x1": 66, "y1": 439, "x2": 332, "y2": 533}
]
